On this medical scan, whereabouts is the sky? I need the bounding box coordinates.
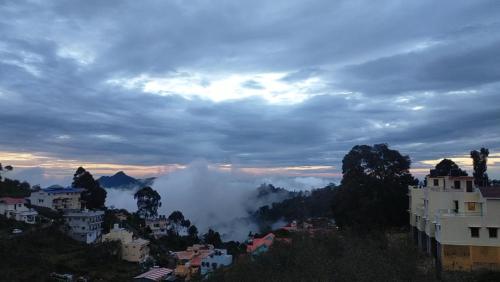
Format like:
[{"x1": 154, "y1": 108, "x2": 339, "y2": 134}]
[{"x1": 1, "y1": 0, "x2": 500, "y2": 187}]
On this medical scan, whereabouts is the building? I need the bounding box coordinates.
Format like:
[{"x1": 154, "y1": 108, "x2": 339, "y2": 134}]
[
  {"x1": 64, "y1": 209, "x2": 104, "y2": 244},
  {"x1": 0, "y1": 197, "x2": 38, "y2": 224},
  {"x1": 409, "y1": 175, "x2": 500, "y2": 271},
  {"x1": 29, "y1": 185, "x2": 84, "y2": 210},
  {"x1": 246, "y1": 233, "x2": 275, "y2": 255},
  {"x1": 103, "y1": 224, "x2": 150, "y2": 263},
  {"x1": 200, "y1": 248, "x2": 232, "y2": 277},
  {"x1": 174, "y1": 244, "x2": 222, "y2": 279},
  {"x1": 145, "y1": 215, "x2": 169, "y2": 238},
  {"x1": 134, "y1": 267, "x2": 174, "y2": 282}
]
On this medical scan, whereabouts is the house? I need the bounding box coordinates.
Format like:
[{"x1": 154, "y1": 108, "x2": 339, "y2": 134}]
[
  {"x1": 0, "y1": 197, "x2": 38, "y2": 224},
  {"x1": 29, "y1": 185, "x2": 83, "y2": 210},
  {"x1": 103, "y1": 224, "x2": 150, "y2": 263},
  {"x1": 200, "y1": 248, "x2": 232, "y2": 277},
  {"x1": 134, "y1": 267, "x2": 174, "y2": 282},
  {"x1": 145, "y1": 215, "x2": 169, "y2": 238},
  {"x1": 174, "y1": 244, "x2": 219, "y2": 279},
  {"x1": 246, "y1": 233, "x2": 275, "y2": 255},
  {"x1": 64, "y1": 209, "x2": 104, "y2": 244},
  {"x1": 409, "y1": 175, "x2": 500, "y2": 271}
]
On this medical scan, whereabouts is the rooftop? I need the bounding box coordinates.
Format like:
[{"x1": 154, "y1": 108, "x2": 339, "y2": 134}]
[
  {"x1": 479, "y1": 186, "x2": 500, "y2": 199},
  {"x1": 0, "y1": 197, "x2": 26, "y2": 205},
  {"x1": 41, "y1": 186, "x2": 84, "y2": 194},
  {"x1": 134, "y1": 267, "x2": 173, "y2": 281}
]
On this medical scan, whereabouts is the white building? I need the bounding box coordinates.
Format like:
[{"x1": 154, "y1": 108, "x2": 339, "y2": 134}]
[
  {"x1": 145, "y1": 215, "x2": 169, "y2": 238},
  {"x1": 29, "y1": 186, "x2": 83, "y2": 210},
  {"x1": 409, "y1": 175, "x2": 500, "y2": 271},
  {"x1": 64, "y1": 209, "x2": 104, "y2": 244},
  {"x1": 200, "y1": 249, "x2": 233, "y2": 277},
  {"x1": 0, "y1": 197, "x2": 38, "y2": 224}
]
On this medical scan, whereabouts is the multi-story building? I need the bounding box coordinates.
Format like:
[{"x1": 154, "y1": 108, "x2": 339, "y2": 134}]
[
  {"x1": 64, "y1": 209, "x2": 104, "y2": 244},
  {"x1": 409, "y1": 175, "x2": 500, "y2": 271},
  {"x1": 246, "y1": 233, "x2": 275, "y2": 256},
  {"x1": 145, "y1": 215, "x2": 169, "y2": 238},
  {"x1": 200, "y1": 248, "x2": 232, "y2": 277},
  {"x1": 103, "y1": 224, "x2": 150, "y2": 263},
  {"x1": 29, "y1": 186, "x2": 83, "y2": 210},
  {"x1": 0, "y1": 197, "x2": 38, "y2": 224}
]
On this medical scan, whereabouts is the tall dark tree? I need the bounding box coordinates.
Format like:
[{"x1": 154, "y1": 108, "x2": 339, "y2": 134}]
[
  {"x1": 203, "y1": 228, "x2": 222, "y2": 248},
  {"x1": 430, "y1": 159, "x2": 468, "y2": 177},
  {"x1": 168, "y1": 210, "x2": 185, "y2": 223},
  {"x1": 188, "y1": 225, "x2": 198, "y2": 239},
  {"x1": 470, "y1": 148, "x2": 489, "y2": 187},
  {"x1": 0, "y1": 163, "x2": 13, "y2": 181},
  {"x1": 331, "y1": 144, "x2": 416, "y2": 229},
  {"x1": 72, "y1": 167, "x2": 107, "y2": 209},
  {"x1": 134, "y1": 186, "x2": 161, "y2": 219}
]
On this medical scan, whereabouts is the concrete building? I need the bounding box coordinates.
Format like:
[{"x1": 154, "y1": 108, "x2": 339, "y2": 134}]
[
  {"x1": 29, "y1": 186, "x2": 83, "y2": 210},
  {"x1": 174, "y1": 244, "x2": 219, "y2": 279},
  {"x1": 134, "y1": 267, "x2": 174, "y2": 281},
  {"x1": 409, "y1": 175, "x2": 500, "y2": 271},
  {"x1": 64, "y1": 209, "x2": 104, "y2": 244},
  {"x1": 200, "y1": 248, "x2": 232, "y2": 277},
  {"x1": 145, "y1": 215, "x2": 168, "y2": 238},
  {"x1": 103, "y1": 224, "x2": 150, "y2": 263},
  {"x1": 0, "y1": 197, "x2": 38, "y2": 224}
]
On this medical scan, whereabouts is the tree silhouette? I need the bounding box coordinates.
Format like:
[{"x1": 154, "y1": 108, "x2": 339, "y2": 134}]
[
  {"x1": 72, "y1": 167, "x2": 107, "y2": 210},
  {"x1": 430, "y1": 159, "x2": 468, "y2": 177},
  {"x1": 471, "y1": 148, "x2": 489, "y2": 187},
  {"x1": 134, "y1": 186, "x2": 161, "y2": 218}
]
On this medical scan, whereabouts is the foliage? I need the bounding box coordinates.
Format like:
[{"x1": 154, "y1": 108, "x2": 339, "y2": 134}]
[
  {"x1": 168, "y1": 210, "x2": 185, "y2": 223},
  {"x1": 203, "y1": 228, "x2": 223, "y2": 248},
  {"x1": 332, "y1": 144, "x2": 416, "y2": 229},
  {"x1": 0, "y1": 177, "x2": 31, "y2": 198},
  {"x1": 72, "y1": 167, "x2": 107, "y2": 209},
  {"x1": 0, "y1": 163, "x2": 13, "y2": 181},
  {"x1": 470, "y1": 148, "x2": 489, "y2": 187},
  {"x1": 134, "y1": 186, "x2": 161, "y2": 218},
  {"x1": 206, "y1": 231, "x2": 435, "y2": 282},
  {"x1": 254, "y1": 185, "x2": 336, "y2": 230},
  {"x1": 430, "y1": 159, "x2": 468, "y2": 177},
  {"x1": 0, "y1": 225, "x2": 140, "y2": 281}
]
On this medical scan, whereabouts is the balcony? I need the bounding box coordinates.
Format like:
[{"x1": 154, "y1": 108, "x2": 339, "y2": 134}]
[{"x1": 436, "y1": 208, "x2": 483, "y2": 217}]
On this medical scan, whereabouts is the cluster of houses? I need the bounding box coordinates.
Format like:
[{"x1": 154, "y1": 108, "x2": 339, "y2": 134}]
[{"x1": 409, "y1": 174, "x2": 500, "y2": 272}]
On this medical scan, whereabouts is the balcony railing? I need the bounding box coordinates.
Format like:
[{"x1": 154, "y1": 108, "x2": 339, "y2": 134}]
[{"x1": 436, "y1": 209, "x2": 482, "y2": 217}]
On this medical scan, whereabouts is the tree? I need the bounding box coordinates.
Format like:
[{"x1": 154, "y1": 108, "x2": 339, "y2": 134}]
[
  {"x1": 72, "y1": 167, "x2": 107, "y2": 209},
  {"x1": 470, "y1": 148, "x2": 489, "y2": 187},
  {"x1": 168, "y1": 210, "x2": 185, "y2": 223},
  {"x1": 331, "y1": 144, "x2": 416, "y2": 229},
  {"x1": 0, "y1": 163, "x2": 13, "y2": 181},
  {"x1": 188, "y1": 225, "x2": 198, "y2": 239},
  {"x1": 203, "y1": 228, "x2": 222, "y2": 248},
  {"x1": 134, "y1": 186, "x2": 161, "y2": 219},
  {"x1": 429, "y1": 159, "x2": 468, "y2": 177}
]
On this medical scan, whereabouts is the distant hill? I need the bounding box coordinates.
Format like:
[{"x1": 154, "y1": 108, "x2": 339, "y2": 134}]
[{"x1": 97, "y1": 171, "x2": 155, "y2": 189}]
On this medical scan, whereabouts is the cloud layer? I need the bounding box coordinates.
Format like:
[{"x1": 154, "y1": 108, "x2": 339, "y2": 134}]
[{"x1": 1, "y1": 0, "x2": 499, "y2": 180}]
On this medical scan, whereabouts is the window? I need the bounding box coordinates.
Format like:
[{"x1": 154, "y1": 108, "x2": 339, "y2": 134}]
[
  {"x1": 454, "y1": 180, "x2": 461, "y2": 189},
  {"x1": 466, "y1": 181, "x2": 473, "y2": 192},
  {"x1": 454, "y1": 201, "x2": 459, "y2": 213},
  {"x1": 467, "y1": 202, "x2": 476, "y2": 211},
  {"x1": 433, "y1": 179, "x2": 439, "y2": 186},
  {"x1": 470, "y1": 227, "x2": 480, "y2": 238},
  {"x1": 488, "y1": 228, "x2": 498, "y2": 238}
]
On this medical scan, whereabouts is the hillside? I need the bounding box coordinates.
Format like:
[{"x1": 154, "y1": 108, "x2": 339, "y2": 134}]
[{"x1": 97, "y1": 171, "x2": 155, "y2": 189}]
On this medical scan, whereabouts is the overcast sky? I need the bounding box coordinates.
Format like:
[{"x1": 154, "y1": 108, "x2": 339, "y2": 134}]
[{"x1": 1, "y1": 0, "x2": 499, "y2": 185}]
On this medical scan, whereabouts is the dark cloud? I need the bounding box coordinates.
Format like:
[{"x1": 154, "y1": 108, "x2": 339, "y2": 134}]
[{"x1": 0, "y1": 0, "x2": 499, "y2": 179}]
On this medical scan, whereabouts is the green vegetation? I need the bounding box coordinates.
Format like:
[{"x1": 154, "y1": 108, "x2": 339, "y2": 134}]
[
  {"x1": 72, "y1": 167, "x2": 107, "y2": 209},
  {"x1": 134, "y1": 186, "x2": 162, "y2": 218},
  {"x1": 331, "y1": 144, "x2": 417, "y2": 229},
  {"x1": 471, "y1": 148, "x2": 489, "y2": 187},
  {"x1": 254, "y1": 184, "x2": 336, "y2": 229},
  {"x1": 0, "y1": 217, "x2": 140, "y2": 281},
  {"x1": 0, "y1": 164, "x2": 31, "y2": 197}
]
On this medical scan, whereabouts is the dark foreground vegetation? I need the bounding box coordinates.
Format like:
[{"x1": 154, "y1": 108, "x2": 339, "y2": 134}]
[
  {"x1": 0, "y1": 217, "x2": 140, "y2": 281},
  {"x1": 206, "y1": 230, "x2": 500, "y2": 282}
]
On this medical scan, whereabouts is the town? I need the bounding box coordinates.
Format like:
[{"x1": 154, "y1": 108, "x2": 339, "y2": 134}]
[{"x1": 1, "y1": 146, "x2": 499, "y2": 281}]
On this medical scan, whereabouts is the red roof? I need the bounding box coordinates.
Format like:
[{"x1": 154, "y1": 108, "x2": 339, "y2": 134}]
[
  {"x1": 0, "y1": 197, "x2": 26, "y2": 205},
  {"x1": 247, "y1": 233, "x2": 275, "y2": 253},
  {"x1": 479, "y1": 186, "x2": 500, "y2": 199},
  {"x1": 134, "y1": 267, "x2": 173, "y2": 281}
]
